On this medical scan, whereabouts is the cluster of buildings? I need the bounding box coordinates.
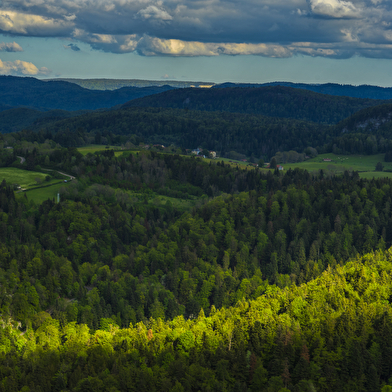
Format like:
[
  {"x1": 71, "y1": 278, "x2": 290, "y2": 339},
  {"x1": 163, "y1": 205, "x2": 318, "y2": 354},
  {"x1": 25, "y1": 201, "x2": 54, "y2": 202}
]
[{"x1": 191, "y1": 148, "x2": 216, "y2": 158}]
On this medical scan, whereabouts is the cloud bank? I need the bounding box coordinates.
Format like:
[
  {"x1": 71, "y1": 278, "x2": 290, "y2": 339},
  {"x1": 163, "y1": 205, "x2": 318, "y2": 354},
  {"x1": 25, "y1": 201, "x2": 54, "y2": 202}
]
[{"x1": 0, "y1": 0, "x2": 391, "y2": 58}]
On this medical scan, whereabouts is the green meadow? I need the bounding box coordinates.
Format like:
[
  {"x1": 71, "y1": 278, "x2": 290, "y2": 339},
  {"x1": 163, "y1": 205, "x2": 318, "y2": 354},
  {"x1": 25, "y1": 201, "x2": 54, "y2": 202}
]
[
  {"x1": 23, "y1": 182, "x2": 66, "y2": 204},
  {"x1": 279, "y1": 153, "x2": 392, "y2": 178},
  {"x1": 0, "y1": 167, "x2": 71, "y2": 204},
  {"x1": 77, "y1": 145, "x2": 123, "y2": 156},
  {"x1": 0, "y1": 167, "x2": 47, "y2": 188}
]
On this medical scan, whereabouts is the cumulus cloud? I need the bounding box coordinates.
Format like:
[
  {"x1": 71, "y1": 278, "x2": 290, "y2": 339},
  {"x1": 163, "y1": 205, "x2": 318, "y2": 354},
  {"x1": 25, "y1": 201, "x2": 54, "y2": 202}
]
[
  {"x1": 0, "y1": 0, "x2": 391, "y2": 59},
  {"x1": 0, "y1": 10, "x2": 73, "y2": 36},
  {"x1": 0, "y1": 41, "x2": 23, "y2": 52},
  {"x1": 0, "y1": 59, "x2": 51, "y2": 76},
  {"x1": 309, "y1": 0, "x2": 361, "y2": 18},
  {"x1": 136, "y1": 37, "x2": 292, "y2": 57},
  {"x1": 137, "y1": 5, "x2": 173, "y2": 21}
]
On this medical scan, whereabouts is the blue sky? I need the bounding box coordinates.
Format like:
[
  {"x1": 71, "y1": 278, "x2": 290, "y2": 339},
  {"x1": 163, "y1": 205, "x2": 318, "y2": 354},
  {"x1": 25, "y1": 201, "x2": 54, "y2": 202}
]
[{"x1": 1, "y1": 0, "x2": 392, "y2": 86}]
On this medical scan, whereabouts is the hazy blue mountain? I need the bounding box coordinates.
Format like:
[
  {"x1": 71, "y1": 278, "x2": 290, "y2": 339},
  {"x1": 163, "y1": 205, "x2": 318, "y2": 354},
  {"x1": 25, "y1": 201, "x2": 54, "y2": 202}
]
[
  {"x1": 215, "y1": 81, "x2": 392, "y2": 100},
  {"x1": 49, "y1": 78, "x2": 215, "y2": 90},
  {"x1": 0, "y1": 76, "x2": 175, "y2": 111}
]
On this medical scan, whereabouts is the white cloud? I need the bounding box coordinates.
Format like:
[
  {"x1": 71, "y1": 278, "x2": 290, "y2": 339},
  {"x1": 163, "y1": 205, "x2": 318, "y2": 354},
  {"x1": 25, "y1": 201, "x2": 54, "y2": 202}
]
[
  {"x1": 309, "y1": 0, "x2": 361, "y2": 18},
  {"x1": 0, "y1": 10, "x2": 73, "y2": 36},
  {"x1": 72, "y1": 29, "x2": 139, "y2": 53},
  {"x1": 0, "y1": 41, "x2": 23, "y2": 52},
  {"x1": 137, "y1": 5, "x2": 172, "y2": 20},
  {"x1": 137, "y1": 37, "x2": 293, "y2": 57},
  {"x1": 0, "y1": 59, "x2": 51, "y2": 75}
]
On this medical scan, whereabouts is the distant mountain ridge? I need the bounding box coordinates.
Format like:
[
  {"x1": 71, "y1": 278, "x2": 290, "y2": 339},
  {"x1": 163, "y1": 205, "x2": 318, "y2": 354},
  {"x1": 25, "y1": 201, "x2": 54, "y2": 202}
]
[
  {"x1": 48, "y1": 78, "x2": 215, "y2": 90},
  {"x1": 216, "y1": 82, "x2": 392, "y2": 100},
  {"x1": 123, "y1": 85, "x2": 385, "y2": 124},
  {"x1": 0, "y1": 76, "x2": 175, "y2": 111}
]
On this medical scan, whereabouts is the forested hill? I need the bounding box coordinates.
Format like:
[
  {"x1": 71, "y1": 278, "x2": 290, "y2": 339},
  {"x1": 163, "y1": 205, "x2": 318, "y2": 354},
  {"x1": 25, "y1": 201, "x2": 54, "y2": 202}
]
[
  {"x1": 0, "y1": 76, "x2": 175, "y2": 111},
  {"x1": 333, "y1": 102, "x2": 392, "y2": 136},
  {"x1": 318, "y1": 103, "x2": 392, "y2": 155},
  {"x1": 0, "y1": 107, "x2": 88, "y2": 134},
  {"x1": 3, "y1": 142, "x2": 392, "y2": 389},
  {"x1": 122, "y1": 86, "x2": 383, "y2": 124},
  {"x1": 17, "y1": 107, "x2": 329, "y2": 158},
  {"x1": 217, "y1": 81, "x2": 392, "y2": 100},
  {"x1": 3, "y1": 250, "x2": 392, "y2": 391}
]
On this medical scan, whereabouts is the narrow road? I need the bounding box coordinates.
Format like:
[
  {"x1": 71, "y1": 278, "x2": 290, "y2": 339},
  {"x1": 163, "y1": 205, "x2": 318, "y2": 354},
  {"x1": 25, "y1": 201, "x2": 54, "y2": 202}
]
[
  {"x1": 17, "y1": 156, "x2": 75, "y2": 181},
  {"x1": 42, "y1": 168, "x2": 75, "y2": 181}
]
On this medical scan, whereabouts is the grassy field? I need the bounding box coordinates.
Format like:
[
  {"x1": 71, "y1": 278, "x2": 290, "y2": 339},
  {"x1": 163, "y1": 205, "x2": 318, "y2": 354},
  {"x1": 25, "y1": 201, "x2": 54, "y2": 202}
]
[
  {"x1": 77, "y1": 145, "x2": 123, "y2": 156},
  {"x1": 22, "y1": 182, "x2": 66, "y2": 204},
  {"x1": 0, "y1": 167, "x2": 48, "y2": 188},
  {"x1": 280, "y1": 153, "x2": 392, "y2": 178}
]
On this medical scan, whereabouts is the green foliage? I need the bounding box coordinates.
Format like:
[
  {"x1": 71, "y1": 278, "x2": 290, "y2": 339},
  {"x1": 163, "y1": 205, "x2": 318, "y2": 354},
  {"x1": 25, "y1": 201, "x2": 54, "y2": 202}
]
[
  {"x1": 3, "y1": 134, "x2": 392, "y2": 390},
  {"x1": 124, "y1": 85, "x2": 379, "y2": 124},
  {"x1": 2, "y1": 250, "x2": 392, "y2": 390}
]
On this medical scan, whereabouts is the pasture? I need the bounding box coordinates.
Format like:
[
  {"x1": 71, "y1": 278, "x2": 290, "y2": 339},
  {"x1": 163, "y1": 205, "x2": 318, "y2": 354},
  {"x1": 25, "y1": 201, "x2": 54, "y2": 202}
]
[
  {"x1": 77, "y1": 145, "x2": 123, "y2": 156},
  {"x1": 0, "y1": 167, "x2": 71, "y2": 204},
  {"x1": 0, "y1": 167, "x2": 47, "y2": 188},
  {"x1": 279, "y1": 153, "x2": 392, "y2": 178},
  {"x1": 23, "y1": 182, "x2": 67, "y2": 204}
]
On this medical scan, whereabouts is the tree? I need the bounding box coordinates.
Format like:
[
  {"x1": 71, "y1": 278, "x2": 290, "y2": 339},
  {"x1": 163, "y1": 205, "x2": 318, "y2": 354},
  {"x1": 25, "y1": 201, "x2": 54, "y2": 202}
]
[
  {"x1": 376, "y1": 162, "x2": 384, "y2": 171},
  {"x1": 270, "y1": 157, "x2": 277, "y2": 169}
]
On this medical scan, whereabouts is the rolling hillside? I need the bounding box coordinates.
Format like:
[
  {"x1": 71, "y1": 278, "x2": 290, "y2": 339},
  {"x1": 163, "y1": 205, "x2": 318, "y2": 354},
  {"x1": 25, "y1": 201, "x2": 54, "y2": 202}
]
[
  {"x1": 123, "y1": 86, "x2": 383, "y2": 124},
  {"x1": 0, "y1": 76, "x2": 175, "y2": 111}
]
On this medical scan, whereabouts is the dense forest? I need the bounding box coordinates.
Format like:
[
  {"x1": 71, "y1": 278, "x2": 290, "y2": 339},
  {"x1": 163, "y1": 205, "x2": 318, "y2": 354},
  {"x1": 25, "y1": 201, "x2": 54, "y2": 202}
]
[
  {"x1": 2, "y1": 250, "x2": 392, "y2": 392},
  {"x1": 3, "y1": 79, "x2": 392, "y2": 160},
  {"x1": 1, "y1": 142, "x2": 392, "y2": 390},
  {"x1": 18, "y1": 107, "x2": 328, "y2": 158},
  {"x1": 3, "y1": 79, "x2": 392, "y2": 391},
  {"x1": 218, "y1": 82, "x2": 392, "y2": 100},
  {"x1": 123, "y1": 86, "x2": 382, "y2": 124},
  {"x1": 4, "y1": 105, "x2": 392, "y2": 160}
]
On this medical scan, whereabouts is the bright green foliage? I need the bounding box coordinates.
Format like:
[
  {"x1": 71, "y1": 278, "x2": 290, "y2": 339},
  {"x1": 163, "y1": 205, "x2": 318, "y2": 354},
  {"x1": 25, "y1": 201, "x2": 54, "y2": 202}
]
[{"x1": 2, "y1": 250, "x2": 392, "y2": 390}]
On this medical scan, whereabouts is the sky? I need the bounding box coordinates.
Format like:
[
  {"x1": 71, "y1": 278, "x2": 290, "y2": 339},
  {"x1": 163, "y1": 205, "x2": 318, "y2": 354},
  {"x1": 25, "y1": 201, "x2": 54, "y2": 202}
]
[{"x1": 1, "y1": 0, "x2": 392, "y2": 86}]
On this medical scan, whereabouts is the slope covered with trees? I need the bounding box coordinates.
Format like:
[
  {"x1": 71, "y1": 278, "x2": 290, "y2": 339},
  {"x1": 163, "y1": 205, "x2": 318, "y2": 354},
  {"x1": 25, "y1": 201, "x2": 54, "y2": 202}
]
[
  {"x1": 8, "y1": 107, "x2": 328, "y2": 159},
  {"x1": 123, "y1": 86, "x2": 382, "y2": 124},
  {"x1": 0, "y1": 76, "x2": 175, "y2": 111},
  {"x1": 218, "y1": 81, "x2": 392, "y2": 100},
  {"x1": 2, "y1": 249, "x2": 392, "y2": 391},
  {"x1": 0, "y1": 148, "x2": 391, "y2": 328},
  {"x1": 0, "y1": 137, "x2": 391, "y2": 390}
]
